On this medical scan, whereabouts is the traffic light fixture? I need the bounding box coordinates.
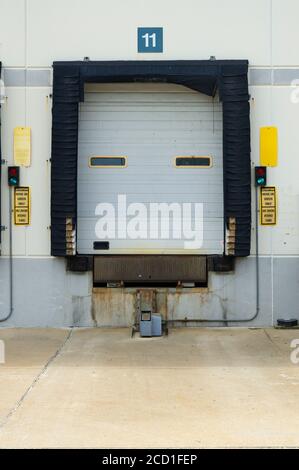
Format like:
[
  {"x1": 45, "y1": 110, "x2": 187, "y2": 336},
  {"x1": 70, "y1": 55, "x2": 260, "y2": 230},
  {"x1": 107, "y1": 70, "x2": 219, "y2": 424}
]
[
  {"x1": 7, "y1": 166, "x2": 20, "y2": 187},
  {"x1": 255, "y1": 166, "x2": 267, "y2": 187}
]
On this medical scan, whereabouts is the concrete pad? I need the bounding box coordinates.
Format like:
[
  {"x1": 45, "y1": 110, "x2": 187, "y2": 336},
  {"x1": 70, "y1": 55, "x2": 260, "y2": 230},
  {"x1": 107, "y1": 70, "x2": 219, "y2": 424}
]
[
  {"x1": 0, "y1": 328, "x2": 299, "y2": 448},
  {"x1": 0, "y1": 329, "x2": 70, "y2": 422}
]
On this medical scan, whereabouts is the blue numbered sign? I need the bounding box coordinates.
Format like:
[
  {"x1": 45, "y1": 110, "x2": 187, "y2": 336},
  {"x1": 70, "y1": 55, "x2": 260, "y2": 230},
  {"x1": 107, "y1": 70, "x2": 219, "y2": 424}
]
[{"x1": 138, "y1": 27, "x2": 163, "y2": 53}]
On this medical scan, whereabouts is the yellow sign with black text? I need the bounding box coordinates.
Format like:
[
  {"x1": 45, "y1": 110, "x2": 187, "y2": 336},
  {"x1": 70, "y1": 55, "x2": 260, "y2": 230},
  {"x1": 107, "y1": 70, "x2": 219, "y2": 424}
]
[
  {"x1": 260, "y1": 187, "x2": 277, "y2": 226},
  {"x1": 14, "y1": 187, "x2": 31, "y2": 226}
]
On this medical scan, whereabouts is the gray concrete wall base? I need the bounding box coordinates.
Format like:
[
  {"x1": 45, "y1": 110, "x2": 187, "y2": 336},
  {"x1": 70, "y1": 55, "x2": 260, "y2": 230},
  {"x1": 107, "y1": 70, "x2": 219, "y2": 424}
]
[
  {"x1": 0, "y1": 258, "x2": 93, "y2": 327},
  {"x1": 0, "y1": 257, "x2": 298, "y2": 327}
]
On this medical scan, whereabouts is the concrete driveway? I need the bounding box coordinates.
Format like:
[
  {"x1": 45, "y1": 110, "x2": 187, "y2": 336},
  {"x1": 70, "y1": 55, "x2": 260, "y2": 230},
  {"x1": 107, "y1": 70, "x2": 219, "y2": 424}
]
[{"x1": 0, "y1": 327, "x2": 298, "y2": 448}]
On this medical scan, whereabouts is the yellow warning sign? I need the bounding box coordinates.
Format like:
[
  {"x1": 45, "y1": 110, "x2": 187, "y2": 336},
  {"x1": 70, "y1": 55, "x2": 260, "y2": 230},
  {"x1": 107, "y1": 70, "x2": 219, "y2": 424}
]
[
  {"x1": 260, "y1": 187, "x2": 277, "y2": 226},
  {"x1": 14, "y1": 127, "x2": 31, "y2": 167},
  {"x1": 14, "y1": 187, "x2": 30, "y2": 226}
]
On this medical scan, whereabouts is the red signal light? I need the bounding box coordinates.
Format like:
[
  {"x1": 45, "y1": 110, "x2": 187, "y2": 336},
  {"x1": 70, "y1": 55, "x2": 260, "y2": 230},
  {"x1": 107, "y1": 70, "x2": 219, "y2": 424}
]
[
  {"x1": 256, "y1": 167, "x2": 266, "y2": 176},
  {"x1": 9, "y1": 168, "x2": 17, "y2": 176}
]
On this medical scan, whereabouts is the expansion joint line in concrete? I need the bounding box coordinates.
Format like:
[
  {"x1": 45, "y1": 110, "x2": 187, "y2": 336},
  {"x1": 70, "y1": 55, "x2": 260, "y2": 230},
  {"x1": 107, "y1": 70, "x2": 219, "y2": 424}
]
[
  {"x1": 263, "y1": 329, "x2": 284, "y2": 355},
  {"x1": 0, "y1": 328, "x2": 74, "y2": 431}
]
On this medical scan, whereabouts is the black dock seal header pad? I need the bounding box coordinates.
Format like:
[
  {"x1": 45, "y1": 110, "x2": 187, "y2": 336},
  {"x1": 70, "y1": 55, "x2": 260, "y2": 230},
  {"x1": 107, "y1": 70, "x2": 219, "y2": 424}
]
[{"x1": 51, "y1": 60, "x2": 251, "y2": 257}]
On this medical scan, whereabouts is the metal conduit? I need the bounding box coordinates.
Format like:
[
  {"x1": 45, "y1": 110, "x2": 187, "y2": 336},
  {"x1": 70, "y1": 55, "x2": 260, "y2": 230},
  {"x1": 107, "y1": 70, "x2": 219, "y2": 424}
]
[{"x1": 0, "y1": 187, "x2": 14, "y2": 323}]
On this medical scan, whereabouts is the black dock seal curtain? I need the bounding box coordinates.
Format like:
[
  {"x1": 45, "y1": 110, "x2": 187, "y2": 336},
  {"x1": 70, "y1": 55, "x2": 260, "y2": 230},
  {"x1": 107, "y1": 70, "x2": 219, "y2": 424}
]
[{"x1": 51, "y1": 60, "x2": 251, "y2": 257}]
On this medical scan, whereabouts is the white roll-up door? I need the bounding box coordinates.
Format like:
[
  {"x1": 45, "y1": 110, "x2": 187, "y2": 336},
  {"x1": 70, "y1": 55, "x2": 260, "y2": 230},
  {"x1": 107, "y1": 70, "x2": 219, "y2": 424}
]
[{"x1": 77, "y1": 83, "x2": 223, "y2": 254}]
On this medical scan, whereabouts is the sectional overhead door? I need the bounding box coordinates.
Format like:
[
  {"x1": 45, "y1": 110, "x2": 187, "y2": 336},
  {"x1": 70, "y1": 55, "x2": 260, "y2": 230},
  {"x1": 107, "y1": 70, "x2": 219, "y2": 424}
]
[{"x1": 77, "y1": 83, "x2": 224, "y2": 255}]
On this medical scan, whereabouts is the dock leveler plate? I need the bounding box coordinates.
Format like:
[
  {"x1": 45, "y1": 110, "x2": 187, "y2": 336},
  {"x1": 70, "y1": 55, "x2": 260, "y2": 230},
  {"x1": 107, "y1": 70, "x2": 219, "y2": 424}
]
[{"x1": 93, "y1": 255, "x2": 207, "y2": 284}]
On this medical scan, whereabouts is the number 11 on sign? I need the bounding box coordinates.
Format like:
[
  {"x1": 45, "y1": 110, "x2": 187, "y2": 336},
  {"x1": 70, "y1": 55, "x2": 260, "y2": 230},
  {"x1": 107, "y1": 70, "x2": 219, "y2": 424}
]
[
  {"x1": 142, "y1": 32, "x2": 156, "y2": 48},
  {"x1": 138, "y1": 27, "x2": 163, "y2": 53}
]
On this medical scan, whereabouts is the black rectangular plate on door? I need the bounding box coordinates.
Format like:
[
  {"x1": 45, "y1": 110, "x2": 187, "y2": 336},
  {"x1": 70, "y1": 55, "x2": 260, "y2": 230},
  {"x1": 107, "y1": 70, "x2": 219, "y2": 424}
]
[{"x1": 93, "y1": 241, "x2": 110, "y2": 250}]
